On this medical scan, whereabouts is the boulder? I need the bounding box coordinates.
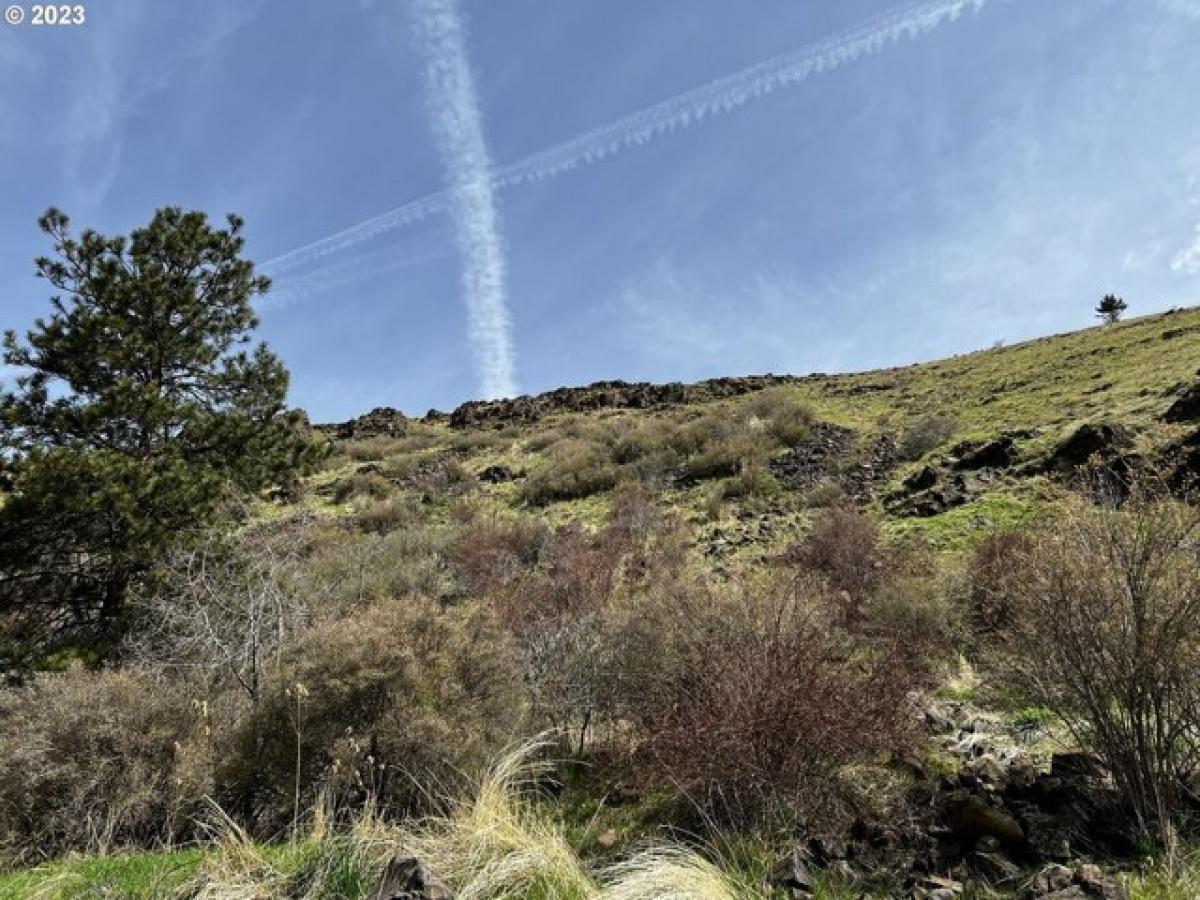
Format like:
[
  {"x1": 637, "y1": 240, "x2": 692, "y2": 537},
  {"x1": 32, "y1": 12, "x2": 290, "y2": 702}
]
[
  {"x1": 1033, "y1": 863, "x2": 1075, "y2": 894},
  {"x1": 478, "y1": 464, "x2": 522, "y2": 483},
  {"x1": 1042, "y1": 424, "x2": 1133, "y2": 476},
  {"x1": 374, "y1": 855, "x2": 453, "y2": 900},
  {"x1": 904, "y1": 465, "x2": 940, "y2": 492},
  {"x1": 952, "y1": 436, "x2": 1018, "y2": 471},
  {"x1": 1163, "y1": 380, "x2": 1200, "y2": 423},
  {"x1": 769, "y1": 847, "x2": 816, "y2": 898},
  {"x1": 943, "y1": 792, "x2": 1024, "y2": 849}
]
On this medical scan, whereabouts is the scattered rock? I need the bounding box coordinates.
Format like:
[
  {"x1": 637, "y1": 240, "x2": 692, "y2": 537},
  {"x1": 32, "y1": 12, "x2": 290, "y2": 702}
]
[
  {"x1": 888, "y1": 473, "x2": 976, "y2": 518},
  {"x1": 478, "y1": 464, "x2": 522, "y2": 483},
  {"x1": 1074, "y1": 863, "x2": 1128, "y2": 900},
  {"x1": 769, "y1": 422, "x2": 855, "y2": 490}
]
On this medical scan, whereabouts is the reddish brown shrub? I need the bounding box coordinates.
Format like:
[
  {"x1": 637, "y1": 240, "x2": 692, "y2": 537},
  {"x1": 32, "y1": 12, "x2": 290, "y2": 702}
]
[
  {"x1": 639, "y1": 582, "x2": 922, "y2": 826},
  {"x1": 786, "y1": 506, "x2": 885, "y2": 623},
  {"x1": 453, "y1": 514, "x2": 550, "y2": 596},
  {"x1": 967, "y1": 530, "x2": 1033, "y2": 635}
]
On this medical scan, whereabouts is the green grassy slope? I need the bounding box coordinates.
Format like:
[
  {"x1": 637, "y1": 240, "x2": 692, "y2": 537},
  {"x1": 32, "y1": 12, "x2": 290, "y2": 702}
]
[{"x1": 292, "y1": 307, "x2": 1200, "y2": 556}]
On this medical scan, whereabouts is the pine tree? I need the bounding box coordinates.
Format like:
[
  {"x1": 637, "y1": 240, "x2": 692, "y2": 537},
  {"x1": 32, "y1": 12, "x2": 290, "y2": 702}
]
[
  {"x1": 1096, "y1": 293, "x2": 1128, "y2": 324},
  {"x1": 0, "y1": 207, "x2": 319, "y2": 662}
]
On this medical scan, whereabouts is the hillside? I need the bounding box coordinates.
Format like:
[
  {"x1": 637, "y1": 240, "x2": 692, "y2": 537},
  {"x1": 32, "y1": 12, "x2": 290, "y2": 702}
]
[
  {"x1": 6, "y1": 307, "x2": 1200, "y2": 900},
  {"x1": 304, "y1": 306, "x2": 1200, "y2": 554}
]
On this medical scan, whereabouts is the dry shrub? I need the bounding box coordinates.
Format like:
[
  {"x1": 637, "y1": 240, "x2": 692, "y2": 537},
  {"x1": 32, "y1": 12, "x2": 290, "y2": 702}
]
[
  {"x1": 898, "y1": 413, "x2": 958, "y2": 461},
  {"x1": 519, "y1": 440, "x2": 620, "y2": 506},
  {"x1": 607, "y1": 482, "x2": 662, "y2": 539},
  {"x1": 999, "y1": 494, "x2": 1200, "y2": 833},
  {"x1": 354, "y1": 497, "x2": 417, "y2": 534},
  {"x1": 491, "y1": 526, "x2": 632, "y2": 748},
  {"x1": 636, "y1": 580, "x2": 922, "y2": 826},
  {"x1": 785, "y1": 506, "x2": 885, "y2": 624},
  {"x1": 967, "y1": 530, "x2": 1033, "y2": 635},
  {"x1": 717, "y1": 461, "x2": 780, "y2": 500},
  {"x1": 803, "y1": 477, "x2": 848, "y2": 508},
  {"x1": 0, "y1": 667, "x2": 214, "y2": 862},
  {"x1": 341, "y1": 437, "x2": 408, "y2": 463},
  {"x1": 453, "y1": 513, "x2": 550, "y2": 596},
  {"x1": 332, "y1": 471, "x2": 393, "y2": 504},
  {"x1": 223, "y1": 598, "x2": 525, "y2": 832},
  {"x1": 126, "y1": 527, "x2": 308, "y2": 701},
  {"x1": 287, "y1": 518, "x2": 458, "y2": 612},
  {"x1": 744, "y1": 389, "x2": 814, "y2": 447}
]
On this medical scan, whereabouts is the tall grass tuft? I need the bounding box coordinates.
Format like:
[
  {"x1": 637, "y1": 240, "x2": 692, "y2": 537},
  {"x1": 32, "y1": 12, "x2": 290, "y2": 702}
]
[
  {"x1": 174, "y1": 741, "x2": 791, "y2": 900},
  {"x1": 392, "y1": 739, "x2": 597, "y2": 900},
  {"x1": 600, "y1": 847, "x2": 766, "y2": 900}
]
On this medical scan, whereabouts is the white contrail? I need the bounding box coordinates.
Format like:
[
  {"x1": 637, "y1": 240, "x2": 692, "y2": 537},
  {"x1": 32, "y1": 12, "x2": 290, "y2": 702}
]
[
  {"x1": 260, "y1": 239, "x2": 453, "y2": 311},
  {"x1": 409, "y1": 0, "x2": 517, "y2": 399},
  {"x1": 261, "y1": 0, "x2": 988, "y2": 277}
]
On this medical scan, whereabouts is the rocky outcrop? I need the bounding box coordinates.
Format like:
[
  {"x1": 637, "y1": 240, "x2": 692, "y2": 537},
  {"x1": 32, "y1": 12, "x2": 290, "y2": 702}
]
[
  {"x1": 329, "y1": 407, "x2": 409, "y2": 440},
  {"x1": 445, "y1": 376, "x2": 801, "y2": 428},
  {"x1": 769, "y1": 423, "x2": 855, "y2": 489},
  {"x1": 775, "y1": 701, "x2": 1134, "y2": 898},
  {"x1": 1040, "y1": 424, "x2": 1134, "y2": 478}
]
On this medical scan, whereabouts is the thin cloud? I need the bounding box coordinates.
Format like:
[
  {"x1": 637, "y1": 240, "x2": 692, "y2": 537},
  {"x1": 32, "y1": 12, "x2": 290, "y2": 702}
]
[
  {"x1": 410, "y1": 0, "x2": 517, "y2": 399},
  {"x1": 1172, "y1": 228, "x2": 1200, "y2": 275},
  {"x1": 262, "y1": 0, "x2": 991, "y2": 276},
  {"x1": 1158, "y1": 0, "x2": 1200, "y2": 19}
]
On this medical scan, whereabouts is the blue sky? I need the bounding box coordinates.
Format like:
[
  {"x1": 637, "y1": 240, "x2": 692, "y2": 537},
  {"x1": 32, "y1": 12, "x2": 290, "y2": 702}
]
[{"x1": 2, "y1": 0, "x2": 1199, "y2": 421}]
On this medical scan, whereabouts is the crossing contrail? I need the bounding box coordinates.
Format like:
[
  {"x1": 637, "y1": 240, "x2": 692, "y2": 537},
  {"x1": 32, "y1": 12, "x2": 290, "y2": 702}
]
[
  {"x1": 409, "y1": 0, "x2": 517, "y2": 399},
  {"x1": 261, "y1": 0, "x2": 988, "y2": 278}
]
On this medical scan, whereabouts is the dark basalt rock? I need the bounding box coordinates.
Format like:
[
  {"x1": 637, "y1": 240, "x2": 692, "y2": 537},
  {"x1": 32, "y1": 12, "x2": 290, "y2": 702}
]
[
  {"x1": 1041, "y1": 424, "x2": 1133, "y2": 476},
  {"x1": 888, "y1": 473, "x2": 976, "y2": 518},
  {"x1": 951, "y1": 436, "x2": 1019, "y2": 471},
  {"x1": 329, "y1": 406, "x2": 409, "y2": 440},
  {"x1": 770, "y1": 847, "x2": 817, "y2": 898},
  {"x1": 904, "y1": 465, "x2": 940, "y2": 492},
  {"x1": 447, "y1": 375, "x2": 801, "y2": 428},
  {"x1": 1163, "y1": 379, "x2": 1200, "y2": 423},
  {"x1": 478, "y1": 464, "x2": 523, "y2": 483},
  {"x1": 769, "y1": 422, "x2": 856, "y2": 490}
]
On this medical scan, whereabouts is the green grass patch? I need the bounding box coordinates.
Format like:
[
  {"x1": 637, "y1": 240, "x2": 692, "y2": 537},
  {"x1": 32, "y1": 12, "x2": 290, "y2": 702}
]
[{"x1": 0, "y1": 849, "x2": 204, "y2": 899}]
